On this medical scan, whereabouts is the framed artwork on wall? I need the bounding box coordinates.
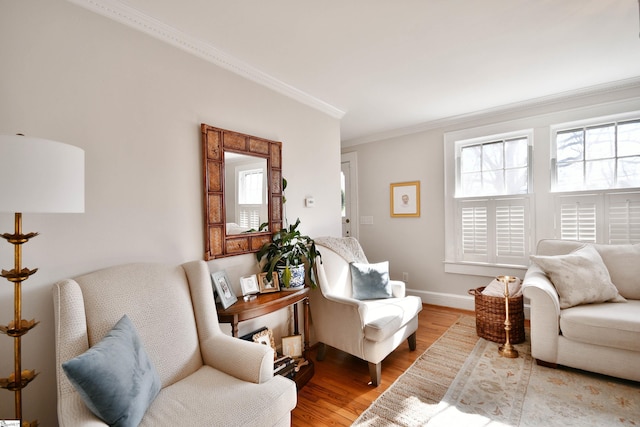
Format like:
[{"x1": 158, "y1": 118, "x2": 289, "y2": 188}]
[{"x1": 390, "y1": 181, "x2": 420, "y2": 217}]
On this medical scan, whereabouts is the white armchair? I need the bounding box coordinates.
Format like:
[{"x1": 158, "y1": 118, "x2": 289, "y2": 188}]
[
  {"x1": 53, "y1": 260, "x2": 297, "y2": 426},
  {"x1": 310, "y1": 237, "x2": 422, "y2": 386}
]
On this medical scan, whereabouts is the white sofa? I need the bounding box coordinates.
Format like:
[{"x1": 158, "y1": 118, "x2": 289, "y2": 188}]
[
  {"x1": 522, "y1": 239, "x2": 640, "y2": 382},
  {"x1": 53, "y1": 260, "x2": 297, "y2": 426},
  {"x1": 310, "y1": 237, "x2": 423, "y2": 386}
]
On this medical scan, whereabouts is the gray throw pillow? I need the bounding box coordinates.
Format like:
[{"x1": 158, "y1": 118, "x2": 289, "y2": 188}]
[
  {"x1": 62, "y1": 314, "x2": 161, "y2": 427},
  {"x1": 350, "y1": 261, "x2": 392, "y2": 300},
  {"x1": 530, "y1": 244, "x2": 626, "y2": 309}
]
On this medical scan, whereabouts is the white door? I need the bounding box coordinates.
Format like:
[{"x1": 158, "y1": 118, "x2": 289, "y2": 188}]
[{"x1": 341, "y1": 153, "x2": 358, "y2": 238}]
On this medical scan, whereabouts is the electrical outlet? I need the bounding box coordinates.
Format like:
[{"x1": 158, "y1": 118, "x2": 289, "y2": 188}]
[{"x1": 402, "y1": 272, "x2": 409, "y2": 282}]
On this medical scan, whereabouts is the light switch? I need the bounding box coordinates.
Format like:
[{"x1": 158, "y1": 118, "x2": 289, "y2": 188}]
[{"x1": 360, "y1": 216, "x2": 374, "y2": 225}]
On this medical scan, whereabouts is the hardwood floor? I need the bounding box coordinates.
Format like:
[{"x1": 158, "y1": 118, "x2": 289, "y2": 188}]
[{"x1": 292, "y1": 304, "x2": 474, "y2": 426}]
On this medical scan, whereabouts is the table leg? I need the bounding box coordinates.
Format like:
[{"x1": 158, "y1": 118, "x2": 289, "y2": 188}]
[
  {"x1": 303, "y1": 297, "x2": 310, "y2": 360},
  {"x1": 293, "y1": 303, "x2": 300, "y2": 335},
  {"x1": 231, "y1": 319, "x2": 239, "y2": 337}
]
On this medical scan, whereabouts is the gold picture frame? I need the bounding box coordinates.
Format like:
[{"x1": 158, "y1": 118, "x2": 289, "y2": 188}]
[
  {"x1": 258, "y1": 272, "x2": 280, "y2": 293},
  {"x1": 390, "y1": 181, "x2": 420, "y2": 217}
]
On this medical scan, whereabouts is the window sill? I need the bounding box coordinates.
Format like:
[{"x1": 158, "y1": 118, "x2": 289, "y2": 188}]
[{"x1": 443, "y1": 261, "x2": 528, "y2": 278}]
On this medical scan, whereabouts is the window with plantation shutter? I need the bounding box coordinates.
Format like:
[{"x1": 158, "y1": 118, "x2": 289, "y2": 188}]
[
  {"x1": 237, "y1": 168, "x2": 266, "y2": 229},
  {"x1": 552, "y1": 116, "x2": 640, "y2": 244},
  {"x1": 454, "y1": 132, "x2": 532, "y2": 266}
]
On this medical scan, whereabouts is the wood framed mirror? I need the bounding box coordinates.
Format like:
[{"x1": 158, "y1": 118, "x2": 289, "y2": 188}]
[{"x1": 201, "y1": 124, "x2": 283, "y2": 260}]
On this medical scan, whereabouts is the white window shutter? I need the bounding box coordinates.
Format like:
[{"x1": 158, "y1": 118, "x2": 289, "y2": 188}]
[
  {"x1": 460, "y1": 202, "x2": 488, "y2": 262},
  {"x1": 495, "y1": 198, "x2": 528, "y2": 264},
  {"x1": 556, "y1": 195, "x2": 598, "y2": 243},
  {"x1": 607, "y1": 193, "x2": 640, "y2": 244}
]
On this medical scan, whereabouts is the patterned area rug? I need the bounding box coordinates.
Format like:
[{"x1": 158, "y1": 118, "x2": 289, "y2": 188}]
[{"x1": 353, "y1": 316, "x2": 640, "y2": 426}]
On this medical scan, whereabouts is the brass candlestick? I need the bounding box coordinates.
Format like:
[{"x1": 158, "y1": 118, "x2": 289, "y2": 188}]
[
  {"x1": 497, "y1": 275, "x2": 519, "y2": 358},
  {"x1": 1, "y1": 213, "x2": 39, "y2": 427}
]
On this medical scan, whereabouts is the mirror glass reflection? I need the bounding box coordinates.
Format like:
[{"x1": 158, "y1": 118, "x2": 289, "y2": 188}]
[{"x1": 224, "y1": 152, "x2": 269, "y2": 235}]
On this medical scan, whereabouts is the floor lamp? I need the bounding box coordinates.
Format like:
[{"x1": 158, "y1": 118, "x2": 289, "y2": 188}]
[{"x1": 0, "y1": 135, "x2": 84, "y2": 426}]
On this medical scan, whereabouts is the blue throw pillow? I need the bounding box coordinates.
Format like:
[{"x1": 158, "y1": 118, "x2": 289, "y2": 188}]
[
  {"x1": 350, "y1": 261, "x2": 393, "y2": 300},
  {"x1": 62, "y1": 314, "x2": 161, "y2": 427}
]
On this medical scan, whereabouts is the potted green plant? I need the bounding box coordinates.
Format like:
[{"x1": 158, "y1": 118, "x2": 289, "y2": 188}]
[{"x1": 256, "y1": 218, "x2": 321, "y2": 289}]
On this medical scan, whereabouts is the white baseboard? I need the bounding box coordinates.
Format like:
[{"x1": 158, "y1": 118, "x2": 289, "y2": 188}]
[{"x1": 407, "y1": 288, "x2": 530, "y2": 319}]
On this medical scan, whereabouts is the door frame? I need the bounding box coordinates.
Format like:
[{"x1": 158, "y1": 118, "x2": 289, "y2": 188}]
[{"x1": 341, "y1": 152, "x2": 359, "y2": 240}]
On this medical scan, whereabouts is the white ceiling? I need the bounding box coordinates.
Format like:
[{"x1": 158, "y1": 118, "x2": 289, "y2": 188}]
[{"x1": 71, "y1": 0, "x2": 640, "y2": 144}]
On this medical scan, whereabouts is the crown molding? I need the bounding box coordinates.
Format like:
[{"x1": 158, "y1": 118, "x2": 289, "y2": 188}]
[
  {"x1": 66, "y1": 0, "x2": 346, "y2": 119},
  {"x1": 342, "y1": 76, "x2": 640, "y2": 147}
]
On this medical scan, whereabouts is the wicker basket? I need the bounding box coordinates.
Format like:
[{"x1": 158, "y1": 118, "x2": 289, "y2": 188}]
[{"x1": 468, "y1": 286, "x2": 525, "y2": 344}]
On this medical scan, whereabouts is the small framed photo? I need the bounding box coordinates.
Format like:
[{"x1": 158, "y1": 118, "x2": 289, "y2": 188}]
[
  {"x1": 240, "y1": 274, "x2": 260, "y2": 296},
  {"x1": 258, "y1": 272, "x2": 280, "y2": 293},
  {"x1": 211, "y1": 270, "x2": 237, "y2": 309},
  {"x1": 282, "y1": 335, "x2": 303, "y2": 358},
  {"x1": 252, "y1": 328, "x2": 277, "y2": 354},
  {"x1": 390, "y1": 181, "x2": 420, "y2": 217}
]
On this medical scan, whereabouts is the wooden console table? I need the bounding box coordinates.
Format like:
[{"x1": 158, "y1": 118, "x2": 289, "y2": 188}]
[{"x1": 215, "y1": 287, "x2": 314, "y2": 388}]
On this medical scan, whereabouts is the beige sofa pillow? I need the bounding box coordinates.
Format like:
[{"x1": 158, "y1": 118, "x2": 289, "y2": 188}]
[
  {"x1": 530, "y1": 244, "x2": 626, "y2": 309},
  {"x1": 594, "y1": 243, "x2": 640, "y2": 300}
]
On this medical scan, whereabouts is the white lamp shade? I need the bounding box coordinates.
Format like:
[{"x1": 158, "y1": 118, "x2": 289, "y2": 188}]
[{"x1": 0, "y1": 135, "x2": 85, "y2": 213}]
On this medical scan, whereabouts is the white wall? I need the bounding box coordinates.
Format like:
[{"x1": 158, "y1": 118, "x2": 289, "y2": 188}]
[
  {"x1": 0, "y1": 0, "x2": 341, "y2": 423},
  {"x1": 345, "y1": 88, "x2": 640, "y2": 310}
]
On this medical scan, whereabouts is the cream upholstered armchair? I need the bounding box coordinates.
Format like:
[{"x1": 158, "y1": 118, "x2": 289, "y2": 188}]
[
  {"x1": 53, "y1": 260, "x2": 297, "y2": 426},
  {"x1": 310, "y1": 237, "x2": 422, "y2": 386}
]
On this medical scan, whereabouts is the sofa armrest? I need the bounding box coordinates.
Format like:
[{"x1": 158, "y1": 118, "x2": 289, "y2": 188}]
[
  {"x1": 390, "y1": 280, "x2": 405, "y2": 298},
  {"x1": 201, "y1": 333, "x2": 274, "y2": 384},
  {"x1": 522, "y1": 264, "x2": 561, "y2": 315},
  {"x1": 522, "y1": 263, "x2": 561, "y2": 363}
]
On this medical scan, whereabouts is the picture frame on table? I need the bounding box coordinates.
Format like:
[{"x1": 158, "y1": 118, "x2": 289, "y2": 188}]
[
  {"x1": 252, "y1": 328, "x2": 277, "y2": 354},
  {"x1": 390, "y1": 181, "x2": 420, "y2": 217},
  {"x1": 211, "y1": 270, "x2": 237, "y2": 309},
  {"x1": 258, "y1": 272, "x2": 280, "y2": 293},
  {"x1": 240, "y1": 274, "x2": 260, "y2": 296},
  {"x1": 282, "y1": 335, "x2": 303, "y2": 358}
]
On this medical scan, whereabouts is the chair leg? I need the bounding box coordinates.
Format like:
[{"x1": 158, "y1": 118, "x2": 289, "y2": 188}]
[
  {"x1": 408, "y1": 331, "x2": 417, "y2": 351},
  {"x1": 536, "y1": 359, "x2": 557, "y2": 369},
  {"x1": 368, "y1": 362, "x2": 381, "y2": 386},
  {"x1": 316, "y1": 342, "x2": 327, "y2": 361}
]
